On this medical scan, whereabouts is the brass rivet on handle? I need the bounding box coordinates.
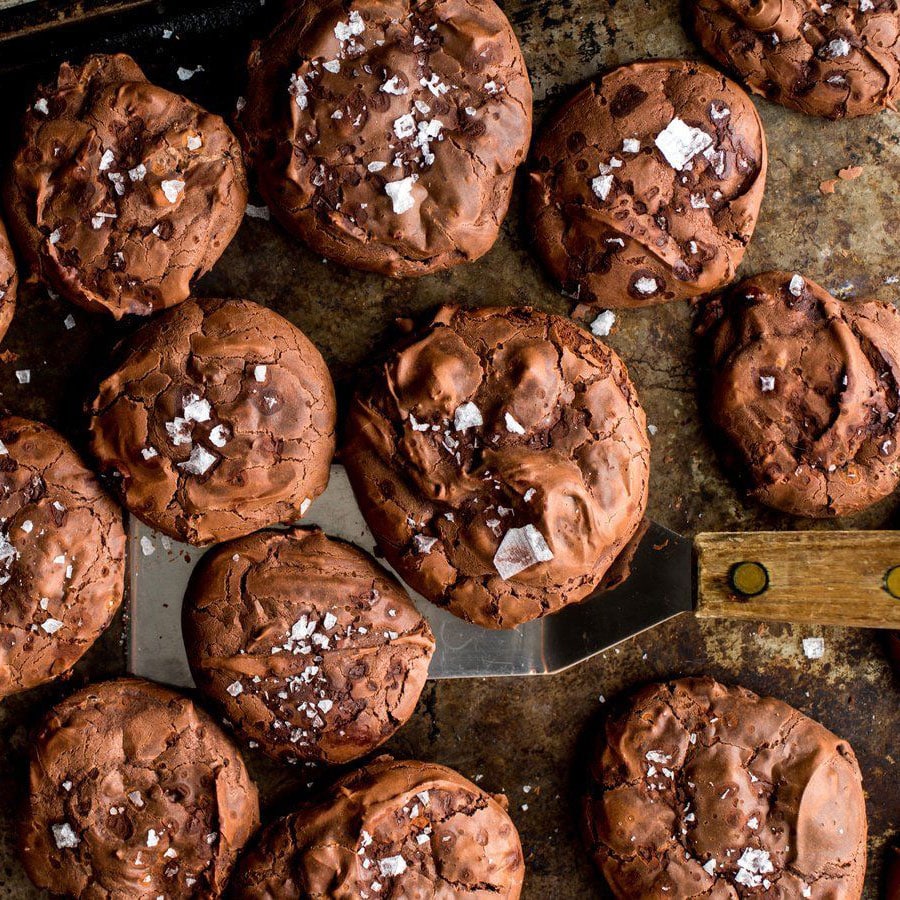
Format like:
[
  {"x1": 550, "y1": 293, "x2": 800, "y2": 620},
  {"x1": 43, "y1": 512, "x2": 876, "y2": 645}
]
[
  {"x1": 884, "y1": 565, "x2": 900, "y2": 599},
  {"x1": 729, "y1": 561, "x2": 769, "y2": 598}
]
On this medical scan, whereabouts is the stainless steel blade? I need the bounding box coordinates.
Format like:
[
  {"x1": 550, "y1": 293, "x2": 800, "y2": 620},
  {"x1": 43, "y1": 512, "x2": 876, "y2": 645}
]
[{"x1": 128, "y1": 466, "x2": 694, "y2": 682}]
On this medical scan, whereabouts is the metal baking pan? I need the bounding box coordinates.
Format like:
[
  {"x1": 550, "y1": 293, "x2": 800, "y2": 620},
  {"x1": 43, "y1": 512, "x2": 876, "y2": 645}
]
[{"x1": 0, "y1": 1, "x2": 896, "y2": 898}]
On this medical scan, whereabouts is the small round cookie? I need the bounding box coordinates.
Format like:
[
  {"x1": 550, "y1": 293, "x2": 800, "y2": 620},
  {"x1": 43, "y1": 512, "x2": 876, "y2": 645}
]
[
  {"x1": 229, "y1": 756, "x2": 525, "y2": 899},
  {"x1": 183, "y1": 527, "x2": 435, "y2": 764},
  {"x1": 0, "y1": 417, "x2": 125, "y2": 699},
  {"x1": 20, "y1": 678, "x2": 259, "y2": 899},
  {"x1": 237, "y1": 0, "x2": 532, "y2": 277},
  {"x1": 690, "y1": 0, "x2": 900, "y2": 119},
  {"x1": 584, "y1": 677, "x2": 867, "y2": 899},
  {"x1": 0, "y1": 216, "x2": 17, "y2": 341},
  {"x1": 528, "y1": 59, "x2": 767, "y2": 309},
  {"x1": 342, "y1": 306, "x2": 650, "y2": 629},
  {"x1": 4, "y1": 53, "x2": 247, "y2": 319},
  {"x1": 89, "y1": 298, "x2": 336, "y2": 545},
  {"x1": 699, "y1": 271, "x2": 900, "y2": 517}
]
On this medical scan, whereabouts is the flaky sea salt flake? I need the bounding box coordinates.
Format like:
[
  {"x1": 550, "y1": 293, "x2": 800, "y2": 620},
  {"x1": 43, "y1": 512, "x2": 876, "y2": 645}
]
[
  {"x1": 385, "y1": 175, "x2": 418, "y2": 214},
  {"x1": 493, "y1": 524, "x2": 553, "y2": 580},
  {"x1": 177, "y1": 445, "x2": 217, "y2": 476},
  {"x1": 591, "y1": 310, "x2": 616, "y2": 337},
  {"x1": 161, "y1": 179, "x2": 185, "y2": 203},
  {"x1": 802, "y1": 636, "x2": 825, "y2": 659},
  {"x1": 454, "y1": 401, "x2": 483, "y2": 431},
  {"x1": 52, "y1": 823, "x2": 80, "y2": 849},
  {"x1": 654, "y1": 118, "x2": 714, "y2": 171}
]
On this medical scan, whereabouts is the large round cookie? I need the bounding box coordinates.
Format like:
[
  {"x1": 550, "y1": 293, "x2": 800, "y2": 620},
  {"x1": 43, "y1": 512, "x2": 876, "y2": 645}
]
[
  {"x1": 0, "y1": 216, "x2": 17, "y2": 342},
  {"x1": 699, "y1": 270, "x2": 900, "y2": 517},
  {"x1": 89, "y1": 298, "x2": 336, "y2": 545},
  {"x1": 690, "y1": 0, "x2": 900, "y2": 119},
  {"x1": 342, "y1": 306, "x2": 650, "y2": 629},
  {"x1": 237, "y1": 0, "x2": 532, "y2": 277},
  {"x1": 4, "y1": 54, "x2": 247, "y2": 319},
  {"x1": 20, "y1": 678, "x2": 259, "y2": 898},
  {"x1": 183, "y1": 527, "x2": 435, "y2": 764},
  {"x1": 229, "y1": 756, "x2": 524, "y2": 899},
  {"x1": 528, "y1": 59, "x2": 767, "y2": 309},
  {"x1": 0, "y1": 417, "x2": 125, "y2": 699},
  {"x1": 584, "y1": 677, "x2": 867, "y2": 898}
]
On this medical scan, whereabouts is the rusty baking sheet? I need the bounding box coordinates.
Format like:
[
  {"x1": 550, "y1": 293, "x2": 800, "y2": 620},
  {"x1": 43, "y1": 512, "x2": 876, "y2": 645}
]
[{"x1": 0, "y1": 0, "x2": 896, "y2": 898}]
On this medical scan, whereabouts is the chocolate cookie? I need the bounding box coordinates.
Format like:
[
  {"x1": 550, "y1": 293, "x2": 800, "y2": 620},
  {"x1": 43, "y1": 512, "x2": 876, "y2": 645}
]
[
  {"x1": 342, "y1": 306, "x2": 650, "y2": 629},
  {"x1": 4, "y1": 53, "x2": 247, "y2": 319},
  {"x1": 699, "y1": 271, "x2": 900, "y2": 517},
  {"x1": 0, "y1": 216, "x2": 17, "y2": 342},
  {"x1": 20, "y1": 678, "x2": 259, "y2": 898},
  {"x1": 690, "y1": 0, "x2": 900, "y2": 118},
  {"x1": 237, "y1": 0, "x2": 532, "y2": 277},
  {"x1": 89, "y1": 298, "x2": 336, "y2": 545},
  {"x1": 229, "y1": 756, "x2": 524, "y2": 899},
  {"x1": 528, "y1": 59, "x2": 767, "y2": 309},
  {"x1": 183, "y1": 527, "x2": 435, "y2": 764},
  {"x1": 0, "y1": 417, "x2": 125, "y2": 699},
  {"x1": 584, "y1": 677, "x2": 867, "y2": 899}
]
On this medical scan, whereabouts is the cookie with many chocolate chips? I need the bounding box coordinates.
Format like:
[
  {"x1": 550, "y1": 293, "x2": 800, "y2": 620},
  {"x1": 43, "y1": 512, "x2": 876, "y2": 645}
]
[
  {"x1": 690, "y1": 0, "x2": 900, "y2": 118},
  {"x1": 183, "y1": 527, "x2": 435, "y2": 764},
  {"x1": 528, "y1": 59, "x2": 767, "y2": 309},
  {"x1": 4, "y1": 53, "x2": 247, "y2": 319},
  {"x1": 584, "y1": 677, "x2": 867, "y2": 899},
  {"x1": 698, "y1": 271, "x2": 900, "y2": 517},
  {"x1": 0, "y1": 217, "x2": 17, "y2": 342},
  {"x1": 20, "y1": 678, "x2": 259, "y2": 899},
  {"x1": 342, "y1": 306, "x2": 650, "y2": 629},
  {"x1": 229, "y1": 756, "x2": 524, "y2": 899},
  {"x1": 89, "y1": 298, "x2": 336, "y2": 545},
  {"x1": 237, "y1": 0, "x2": 532, "y2": 277},
  {"x1": 0, "y1": 417, "x2": 125, "y2": 699}
]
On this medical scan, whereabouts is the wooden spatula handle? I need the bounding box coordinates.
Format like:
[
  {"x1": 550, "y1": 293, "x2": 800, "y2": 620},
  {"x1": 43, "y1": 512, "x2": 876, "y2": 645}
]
[{"x1": 694, "y1": 531, "x2": 900, "y2": 628}]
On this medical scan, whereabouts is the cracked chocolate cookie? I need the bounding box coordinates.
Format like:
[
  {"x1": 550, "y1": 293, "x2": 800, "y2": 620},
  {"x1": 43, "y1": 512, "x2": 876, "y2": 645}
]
[
  {"x1": 20, "y1": 677, "x2": 259, "y2": 899},
  {"x1": 183, "y1": 527, "x2": 435, "y2": 764},
  {"x1": 0, "y1": 216, "x2": 17, "y2": 342},
  {"x1": 698, "y1": 271, "x2": 900, "y2": 517},
  {"x1": 0, "y1": 416, "x2": 125, "y2": 699},
  {"x1": 4, "y1": 53, "x2": 247, "y2": 319},
  {"x1": 229, "y1": 756, "x2": 524, "y2": 899},
  {"x1": 689, "y1": 0, "x2": 900, "y2": 118},
  {"x1": 342, "y1": 306, "x2": 650, "y2": 629},
  {"x1": 584, "y1": 677, "x2": 867, "y2": 899},
  {"x1": 89, "y1": 298, "x2": 336, "y2": 545},
  {"x1": 528, "y1": 59, "x2": 767, "y2": 309},
  {"x1": 236, "y1": 0, "x2": 532, "y2": 277}
]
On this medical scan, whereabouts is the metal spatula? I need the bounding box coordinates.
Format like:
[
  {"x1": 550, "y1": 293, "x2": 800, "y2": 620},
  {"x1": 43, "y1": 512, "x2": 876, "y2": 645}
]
[{"x1": 128, "y1": 465, "x2": 900, "y2": 683}]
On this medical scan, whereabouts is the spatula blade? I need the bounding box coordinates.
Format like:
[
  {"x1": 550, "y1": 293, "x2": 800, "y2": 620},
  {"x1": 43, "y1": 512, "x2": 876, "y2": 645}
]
[{"x1": 127, "y1": 466, "x2": 693, "y2": 682}]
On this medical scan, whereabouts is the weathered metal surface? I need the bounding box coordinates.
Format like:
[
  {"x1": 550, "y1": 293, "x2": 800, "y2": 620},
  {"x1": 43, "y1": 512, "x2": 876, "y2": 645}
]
[{"x1": 0, "y1": 0, "x2": 897, "y2": 897}]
